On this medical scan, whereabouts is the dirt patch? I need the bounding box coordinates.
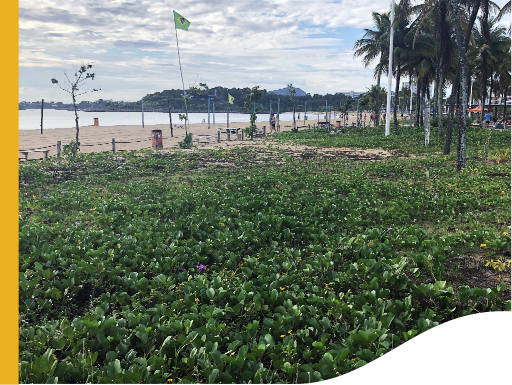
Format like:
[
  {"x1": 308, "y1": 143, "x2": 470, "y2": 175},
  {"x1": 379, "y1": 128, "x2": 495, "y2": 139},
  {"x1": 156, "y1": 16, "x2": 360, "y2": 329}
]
[{"x1": 446, "y1": 251, "x2": 511, "y2": 301}]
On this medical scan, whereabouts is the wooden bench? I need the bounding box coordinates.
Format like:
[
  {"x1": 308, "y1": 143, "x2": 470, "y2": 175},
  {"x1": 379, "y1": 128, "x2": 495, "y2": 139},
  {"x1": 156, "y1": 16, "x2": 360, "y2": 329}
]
[
  {"x1": 192, "y1": 135, "x2": 217, "y2": 144},
  {"x1": 19, "y1": 149, "x2": 50, "y2": 161}
]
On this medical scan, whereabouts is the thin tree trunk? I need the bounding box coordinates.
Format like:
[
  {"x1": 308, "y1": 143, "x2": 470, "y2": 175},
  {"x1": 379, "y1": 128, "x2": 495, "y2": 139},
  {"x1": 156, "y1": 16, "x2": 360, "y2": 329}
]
[
  {"x1": 444, "y1": 66, "x2": 461, "y2": 154},
  {"x1": 293, "y1": 104, "x2": 296, "y2": 129},
  {"x1": 73, "y1": 95, "x2": 79, "y2": 160},
  {"x1": 394, "y1": 59, "x2": 401, "y2": 134}
]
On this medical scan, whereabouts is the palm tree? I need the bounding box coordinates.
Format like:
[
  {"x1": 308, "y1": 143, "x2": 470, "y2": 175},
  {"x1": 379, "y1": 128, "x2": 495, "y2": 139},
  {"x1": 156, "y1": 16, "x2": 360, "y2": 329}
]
[
  {"x1": 354, "y1": 11, "x2": 391, "y2": 127},
  {"x1": 472, "y1": 15, "x2": 510, "y2": 126},
  {"x1": 496, "y1": 1, "x2": 511, "y2": 33}
]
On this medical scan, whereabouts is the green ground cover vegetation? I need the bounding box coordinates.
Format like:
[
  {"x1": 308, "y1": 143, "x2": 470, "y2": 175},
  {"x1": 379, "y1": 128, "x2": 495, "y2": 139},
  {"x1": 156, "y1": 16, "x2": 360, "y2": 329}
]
[{"x1": 19, "y1": 125, "x2": 510, "y2": 383}]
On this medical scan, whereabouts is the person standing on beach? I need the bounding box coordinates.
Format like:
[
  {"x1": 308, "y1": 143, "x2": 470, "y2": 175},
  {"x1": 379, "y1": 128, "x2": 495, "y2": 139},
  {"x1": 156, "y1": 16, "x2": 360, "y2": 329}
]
[{"x1": 270, "y1": 113, "x2": 276, "y2": 133}]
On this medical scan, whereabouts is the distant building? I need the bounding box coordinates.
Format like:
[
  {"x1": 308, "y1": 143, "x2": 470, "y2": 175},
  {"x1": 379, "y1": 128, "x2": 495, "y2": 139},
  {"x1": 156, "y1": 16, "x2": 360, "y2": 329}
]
[
  {"x1": 401, "y1": 82, "x2": 417, "y2": 93},
  {"x1": 343, "y1": 91, "x2": 365, "y2": 99}
]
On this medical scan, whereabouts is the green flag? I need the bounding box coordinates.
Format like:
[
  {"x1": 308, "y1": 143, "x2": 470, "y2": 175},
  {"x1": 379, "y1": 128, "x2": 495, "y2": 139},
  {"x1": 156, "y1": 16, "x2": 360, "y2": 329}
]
[
  {"x1": 174, "y1": 10, "x2": 190, "y2": 31},
  {"x1": 228, "y1": 94, "x2": 234, "y2": 104}
]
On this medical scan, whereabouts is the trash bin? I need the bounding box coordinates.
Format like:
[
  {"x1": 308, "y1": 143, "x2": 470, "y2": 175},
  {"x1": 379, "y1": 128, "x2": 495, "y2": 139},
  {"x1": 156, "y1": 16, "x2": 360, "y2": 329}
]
[
  {"x1": 336, "y1": 120, "x2": 341, "y2": 128},
  {"x1": 151, "y1": 130, "x2": 163, "y2": 150},
  {"x1": 94, "y1": 118, "x2": 99, "y2": 126}
]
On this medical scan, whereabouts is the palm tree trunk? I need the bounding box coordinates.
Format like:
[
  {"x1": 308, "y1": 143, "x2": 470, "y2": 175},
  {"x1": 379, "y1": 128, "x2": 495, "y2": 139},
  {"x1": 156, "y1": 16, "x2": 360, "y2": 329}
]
[
  {"x1": 394, "y1": 59, "x2": 401, "y2": 134},
  {"x1": 444, "y1": 66, "x2": 461, "y2": 154},
  {"x1": 480, "y1": 60, "x2": 488, "y2": 127},
  {"x1": 503, "y1": 87, "x2": 508, "y2": 120},
  {"x1": 433, "y1": 61, "x2": 439, "y2": 118},
  {"x1": 415, "y1": 75, "x2": 421, "y2": 126},
  {"x1": 450, "y1": 0, "x2": 469, "y2": 170},
  {"x1": 437, "y1": 37, "x2": 447, "y2": 135},
  {"x1": 375, "y1": 70, "x2": 381, "y2": 127}
]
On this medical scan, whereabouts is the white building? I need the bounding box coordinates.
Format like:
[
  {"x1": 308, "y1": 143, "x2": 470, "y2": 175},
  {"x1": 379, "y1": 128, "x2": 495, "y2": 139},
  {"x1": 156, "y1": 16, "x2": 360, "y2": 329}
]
[{"x1": 401, "y1": 82, "x2": 417, "y2": 93}]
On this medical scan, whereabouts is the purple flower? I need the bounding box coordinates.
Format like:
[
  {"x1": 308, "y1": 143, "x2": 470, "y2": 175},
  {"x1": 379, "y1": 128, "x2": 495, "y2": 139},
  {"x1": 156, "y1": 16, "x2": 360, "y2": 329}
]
[
  {"x1": 224, "y1": 183, "x2": 227, "y2": 187},
  {"x1": 213, "y1": 183, "x2": 215, "y2": 186},
  {"x1": 114, "y1": 193, "x2": 120, "y2": 196},
  {"x1": 197, "y1": 264, "x2": 205, "y2": 270},
  {"x1": 477, "y1": 213, "x2": 482, "y2": 216},
  {"x1": 164, "y1": 245, "x2": 168, "y2": 248},
  {"x1": 434, "y1": 195, "x2": 438, "y2": 198},
  {"x1": 400, "y1": 189, "x2": 405, "y2": 191},
  {"x1": 181, "y1": 268, "x2": 186, "y2": 271},
  {"x1": 62, "y1": 191, "x2": 67, "y2": 194},
  {"x1": 434, "y1": 174, "x2": 437, "y2": 177},
  {"x1": 136, "y1": 196, "x2": 140, "y2": 200},
  {"x1": 334, "y1": 189, "x2": 337, "y2": 191},
  {"x1": 387, "y1": 228, "x2": 392, "y2": 231},
  {"x1": 75, "y1": 222, "x2": 80, "y2": 226},
  {"x1": 480, "y1": 297, "x2": 488, "y2": 302},
  {"x1": 43, "y1": 195, "x2": 48, "y2": 199}
]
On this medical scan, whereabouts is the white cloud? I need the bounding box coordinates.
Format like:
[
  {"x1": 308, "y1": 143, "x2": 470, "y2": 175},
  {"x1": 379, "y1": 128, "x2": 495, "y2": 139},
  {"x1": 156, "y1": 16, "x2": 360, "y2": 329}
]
[{"x1": 18, "y1": 0, "x2": 403, "y2": 101}]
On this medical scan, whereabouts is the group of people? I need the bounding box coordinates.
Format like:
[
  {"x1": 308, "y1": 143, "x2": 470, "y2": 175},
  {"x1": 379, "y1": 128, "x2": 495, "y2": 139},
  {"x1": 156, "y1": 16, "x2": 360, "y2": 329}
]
[{"x1": 484, "y1": 111, "x2": 507, "y2": 129}]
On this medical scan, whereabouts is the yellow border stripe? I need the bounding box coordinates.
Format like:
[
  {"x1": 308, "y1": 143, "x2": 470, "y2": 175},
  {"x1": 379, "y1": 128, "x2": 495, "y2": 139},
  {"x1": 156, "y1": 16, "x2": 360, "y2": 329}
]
[{"x1": 1, "y1": 0, "x2": 19, "y2": 384}]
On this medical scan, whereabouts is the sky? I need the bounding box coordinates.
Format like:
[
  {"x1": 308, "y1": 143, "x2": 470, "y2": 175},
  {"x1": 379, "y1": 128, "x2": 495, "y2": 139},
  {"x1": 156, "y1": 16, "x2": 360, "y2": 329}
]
[{"x1": 19, "y1": 0, "x2": 510, "y2": 103}]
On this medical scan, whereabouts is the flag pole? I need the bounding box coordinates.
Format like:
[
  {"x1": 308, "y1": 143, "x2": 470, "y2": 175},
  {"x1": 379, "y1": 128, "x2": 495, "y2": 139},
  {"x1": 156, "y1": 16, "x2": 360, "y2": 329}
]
[
  {"x1": 174, "y1": 15, "x2": 189, "y2": 135},
  {"x1": 385, "y1": 0, "x2": 395, "y2": 136}
]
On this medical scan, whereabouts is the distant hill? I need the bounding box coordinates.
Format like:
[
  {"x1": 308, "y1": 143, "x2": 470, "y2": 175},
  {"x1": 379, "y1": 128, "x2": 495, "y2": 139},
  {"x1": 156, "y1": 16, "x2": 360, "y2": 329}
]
[{"x1": 270, "y1": 87, "x2": 307, "y2": 96}]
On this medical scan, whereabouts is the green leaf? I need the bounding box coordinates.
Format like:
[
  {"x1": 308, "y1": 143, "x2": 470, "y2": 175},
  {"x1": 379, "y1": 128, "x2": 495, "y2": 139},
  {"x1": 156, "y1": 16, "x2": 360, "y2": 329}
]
[
  {"x1": 208, "y1": 368, "x2": 219, "y2": 383},
  {"x1": 107, "y1": 359, "x2": 122, "y2": 378}
]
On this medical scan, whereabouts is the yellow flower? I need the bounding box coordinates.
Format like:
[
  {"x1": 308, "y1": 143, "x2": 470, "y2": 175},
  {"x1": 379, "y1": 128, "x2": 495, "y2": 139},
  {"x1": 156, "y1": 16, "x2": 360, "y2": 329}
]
[
  {"x1": 32, "y1": 195, "x2": 36, "y2": 199},
  {"x1": 501, "y1": 191, "x2": 505, "y2": 194},
  {"x1": 78, "y1": 239, "x2": 80, "y2": 244},
  {"x1": 280, "y1": 287, "x2": 284, "y2": 290},
  {"x1": 503, "y1": 232, "x2": 508, "y2": 235},
  {"x1": 325, "y1": 338, "x2": 328, "y2": 341},
  {"x1": 280, "y1": 335, "x2": 285, "y2": 338},
  {"x1": 288, "y1": 330, "x2": 292, "y2": 333},
  {"x1": 168, "y1": 380, "x2": 173, "y2": 382},
  {"x1": 189, "y1": 340, "x2": 193, "y2": 343},
  {"x1": 480, "y1": 244, "x2": 486, "y2": 247},
  {"x1": 179, "y1": 299, "x2": 184, "y2": 301},
  {"x1": 351, "y1": 358, "x2": 356, "y2": 361},
  {"x1": 382, "y1": 298, "x2": 387, "y2": 300},
  {"x1": 347, "y1": 214, "x2": 351, "y2": 216},
  {"x1": 195, "y1": 298, "x2": 199, "y2": 301},
  {"x1": 219, "y1": 222, "x2": 225, "y2": 226}
]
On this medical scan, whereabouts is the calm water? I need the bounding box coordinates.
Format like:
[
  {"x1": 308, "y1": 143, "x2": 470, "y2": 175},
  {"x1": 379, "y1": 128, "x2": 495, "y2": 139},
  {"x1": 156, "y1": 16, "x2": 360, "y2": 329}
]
[{"x1": 19, "y1": 109, "x2": 298, "y2": 131}]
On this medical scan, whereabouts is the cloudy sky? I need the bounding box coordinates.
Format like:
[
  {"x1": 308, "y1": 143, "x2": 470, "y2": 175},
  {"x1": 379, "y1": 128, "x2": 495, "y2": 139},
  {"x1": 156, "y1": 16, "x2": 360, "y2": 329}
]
[{"x1": 19, "y1": 0, "x2": 509, "y2": 103}]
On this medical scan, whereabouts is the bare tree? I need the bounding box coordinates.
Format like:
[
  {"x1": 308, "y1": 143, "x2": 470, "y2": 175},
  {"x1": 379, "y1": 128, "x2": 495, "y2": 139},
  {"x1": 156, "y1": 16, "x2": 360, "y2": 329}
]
[{"x1": 51, "y1": 61, "x2": 100, "y2": 159}]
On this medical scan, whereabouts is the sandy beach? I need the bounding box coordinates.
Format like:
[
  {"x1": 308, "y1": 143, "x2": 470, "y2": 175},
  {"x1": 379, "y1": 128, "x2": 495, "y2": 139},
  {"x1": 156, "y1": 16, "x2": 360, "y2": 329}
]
[{"x1": 19, "y1": 112, "x2": 385, "y2": 160}]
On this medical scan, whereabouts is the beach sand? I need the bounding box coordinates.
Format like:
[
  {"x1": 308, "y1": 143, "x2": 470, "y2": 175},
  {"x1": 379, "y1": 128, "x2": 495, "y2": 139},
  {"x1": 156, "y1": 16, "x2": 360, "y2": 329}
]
[{"x1": 18, "y1": 113, "x2": 392, "y2": 160}]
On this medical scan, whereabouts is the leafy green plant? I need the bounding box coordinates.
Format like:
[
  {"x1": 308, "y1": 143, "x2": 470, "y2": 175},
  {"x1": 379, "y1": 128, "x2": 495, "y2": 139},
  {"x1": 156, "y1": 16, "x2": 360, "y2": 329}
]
[
  {"x1": 62, "y1": 140, "x2": 80, "y2": 158},
  {"x1": 178, "y1": 133, "x2": 192, "y2": 149},
  {"x1": 492, "y1": 148, "x2": 510, "y2": 163}
]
